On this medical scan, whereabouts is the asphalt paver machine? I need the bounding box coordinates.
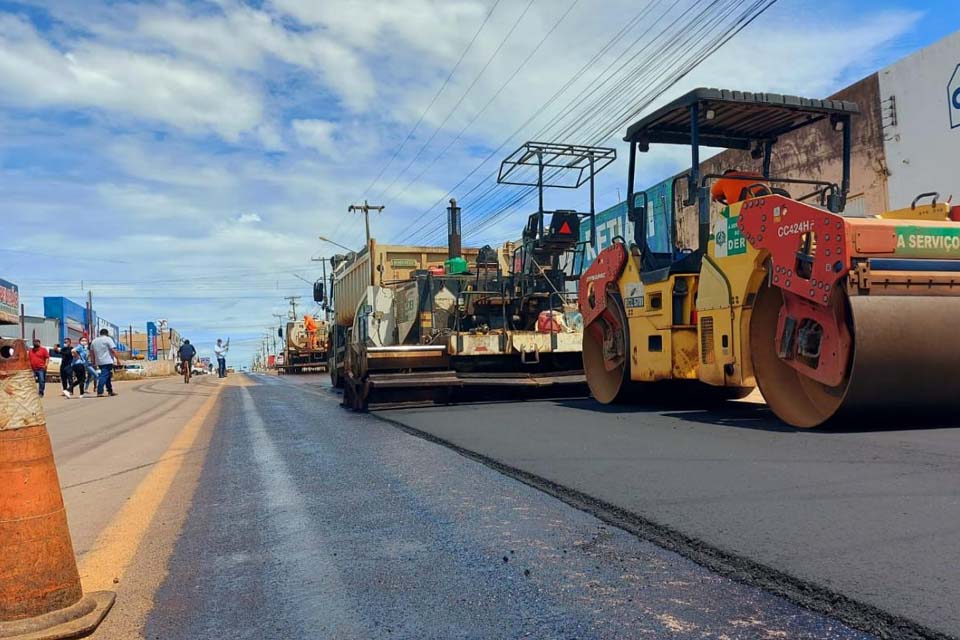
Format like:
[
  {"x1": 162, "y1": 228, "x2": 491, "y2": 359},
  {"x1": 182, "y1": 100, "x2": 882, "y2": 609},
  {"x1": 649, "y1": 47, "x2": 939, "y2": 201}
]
[{"x1": 340, "y1": 142, "x2": 616, "y2": 410}]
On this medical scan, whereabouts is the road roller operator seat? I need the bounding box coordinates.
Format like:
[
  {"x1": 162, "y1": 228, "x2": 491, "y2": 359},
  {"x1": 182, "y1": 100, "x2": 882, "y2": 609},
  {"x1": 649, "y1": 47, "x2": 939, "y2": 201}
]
[{"x1": 710, "y1": 170, "x2": 791, "y2": 205}]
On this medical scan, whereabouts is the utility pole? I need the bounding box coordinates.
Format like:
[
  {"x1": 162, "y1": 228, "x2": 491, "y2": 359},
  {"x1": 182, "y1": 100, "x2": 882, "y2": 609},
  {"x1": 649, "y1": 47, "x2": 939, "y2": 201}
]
[
  {"x1": 347, "y1": 200, "x2": 384, "y2": 247},
  {"x1": 284, "y1": 296, "x2": 301, "y2": 320},
  {"x1": 310, "y1": 256, "x2": 331, "y2": 320},
  {"x1": 86, "y1": 290, "x2": 93, "y2": 339},
  {"x1": 272, "y1": 313, "x2": 285, "y2": 346}
]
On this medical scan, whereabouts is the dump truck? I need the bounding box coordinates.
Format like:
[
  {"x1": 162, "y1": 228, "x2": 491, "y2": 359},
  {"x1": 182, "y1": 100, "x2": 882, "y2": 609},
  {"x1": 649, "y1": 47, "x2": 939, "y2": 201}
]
[
  {"x1": 580, "y1": 88, "x2": 960, "y2": 428},
  {"x1": 278, "y1": 315, "x2": 329, "y2": 374},
  {"x1": 325, "y1": 241, "x2": 482, "y2": 390}
]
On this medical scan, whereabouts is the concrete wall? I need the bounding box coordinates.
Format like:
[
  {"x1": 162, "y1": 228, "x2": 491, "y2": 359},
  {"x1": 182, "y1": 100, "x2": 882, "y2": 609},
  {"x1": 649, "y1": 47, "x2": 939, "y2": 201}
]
[
  {"x1": 0, "y1": 316, "x2": 59, "y2": 345},
  {"x1": 141, "y1": 360, "x2": 175, "y2": 376},
  {"x1": 879, "y1": 30, "x2": 960, "y2": 209}
]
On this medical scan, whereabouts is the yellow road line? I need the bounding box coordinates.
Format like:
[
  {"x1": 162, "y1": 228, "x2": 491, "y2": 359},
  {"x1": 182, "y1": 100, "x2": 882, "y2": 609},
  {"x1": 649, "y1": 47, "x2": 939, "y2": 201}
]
[{"x1": 78, "y1": 384, "x2": 222, "y2": 592}]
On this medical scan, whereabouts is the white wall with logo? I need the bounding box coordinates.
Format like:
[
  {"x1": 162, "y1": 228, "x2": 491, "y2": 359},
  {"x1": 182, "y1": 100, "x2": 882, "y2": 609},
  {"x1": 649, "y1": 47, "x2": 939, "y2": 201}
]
[{"x1": 879, "y1": 30, "x2": 960, "y2": 210}]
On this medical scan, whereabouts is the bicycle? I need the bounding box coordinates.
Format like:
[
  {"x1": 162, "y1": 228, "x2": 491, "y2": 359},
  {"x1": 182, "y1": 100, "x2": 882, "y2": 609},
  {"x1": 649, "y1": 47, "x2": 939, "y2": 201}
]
[{"x1": 181, "y1": 359, "x2": 192, "y2": 384}]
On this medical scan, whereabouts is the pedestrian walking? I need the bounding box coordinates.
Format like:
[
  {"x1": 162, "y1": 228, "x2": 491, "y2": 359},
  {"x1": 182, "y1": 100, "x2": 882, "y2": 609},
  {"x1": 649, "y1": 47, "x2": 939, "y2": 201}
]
[
  {"x1": 71, "y1": 337, "x2": 92, "y2": 399},
  {"x1": 214, "y1": 338, "x2": 229, "y2": 378},
  {"x1": 29, "y1": 338, "x2": 50, "y2": 397},
  {"x1": 55, "y1": 338, "x2": 76, "y2": 398},
  {"x1": 90, "y1": 328, "x2": 121, "y2": 397}
]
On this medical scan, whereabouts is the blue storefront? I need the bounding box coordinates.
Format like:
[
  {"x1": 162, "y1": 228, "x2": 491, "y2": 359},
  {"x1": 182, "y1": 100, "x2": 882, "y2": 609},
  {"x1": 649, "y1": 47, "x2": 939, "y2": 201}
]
[
  {"x1": 580, "y1": 178, "x2": 674, "y2": 263},
  {"x1": 43, "y1": 296, "x2": 89, "y2": 344},
  {"x1": 43, "y1": 296, "x2": 124, "y2": 349}
]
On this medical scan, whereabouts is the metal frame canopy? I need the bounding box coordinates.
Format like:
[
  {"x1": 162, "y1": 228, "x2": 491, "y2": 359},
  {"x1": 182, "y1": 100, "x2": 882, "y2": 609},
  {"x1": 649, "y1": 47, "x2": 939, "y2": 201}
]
[
  {"x1": 623, "y1": 88, "x2": 862, "y2": 282},
  {"x1": 624, "y1": 88, "x2": 860, "y2": 150},
  {"x1": 498, "y1": 141, "x2": 617, "y2": 249},
  {"x1": 498, "y1": 141, "x2": 616, "y2": 189}
]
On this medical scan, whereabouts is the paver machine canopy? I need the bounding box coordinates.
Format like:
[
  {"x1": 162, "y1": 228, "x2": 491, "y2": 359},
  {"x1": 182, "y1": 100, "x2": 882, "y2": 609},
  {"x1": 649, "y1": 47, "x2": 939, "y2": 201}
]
[{"x1": 579, "y1": 87, "x2": 960, "y2": 427}]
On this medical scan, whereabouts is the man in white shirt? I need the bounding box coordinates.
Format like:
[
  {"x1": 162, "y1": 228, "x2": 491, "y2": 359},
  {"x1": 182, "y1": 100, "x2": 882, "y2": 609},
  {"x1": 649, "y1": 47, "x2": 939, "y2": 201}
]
[
  {"x1": 90, "y1": 328, "x2": 121, "y2": 397},
  {"x1": 214, "y1": 338, "x2": 229, "y2": 378}
]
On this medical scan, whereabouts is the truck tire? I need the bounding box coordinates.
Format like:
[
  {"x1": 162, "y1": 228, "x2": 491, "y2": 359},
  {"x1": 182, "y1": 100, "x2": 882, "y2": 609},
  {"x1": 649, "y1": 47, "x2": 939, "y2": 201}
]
[{"x1": 330, "y1": 360, "x2": 343, "y2": 389}]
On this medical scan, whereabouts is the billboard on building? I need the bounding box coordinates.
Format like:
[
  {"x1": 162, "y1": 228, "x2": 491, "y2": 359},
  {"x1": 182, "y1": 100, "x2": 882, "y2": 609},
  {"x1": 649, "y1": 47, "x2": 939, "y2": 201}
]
[
  {"x1": 580, "y1": 179, "x2": 674, "y2": 263},
  {"x1": 146, "y1": 321, "x2": 158, "y2": 361},
  {"x1": 95, "y1": 316, "x2": 120, "y2": 342},
  {"x1": 0, "y1": 279, "x2": 18, "y2": 325}
]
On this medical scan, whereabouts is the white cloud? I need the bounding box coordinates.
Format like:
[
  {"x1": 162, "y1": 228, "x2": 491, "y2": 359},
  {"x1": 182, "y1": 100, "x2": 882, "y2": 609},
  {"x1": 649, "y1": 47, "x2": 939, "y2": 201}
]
[
  {"x1": 0, "y1": 14, "x2": 263, "y2": 140},
  {"x1": 268, "y1": 0, "x2": 484, "y2": 60},
  {"x1": 237, "y1": 212, "x2": 262, "y2": 224},
  {"x1": 135, "y1": 3, "x2": 375, "y2": 111},
  {"x1": 291, "y1": 119, "x2": 337, "y2": 156}
]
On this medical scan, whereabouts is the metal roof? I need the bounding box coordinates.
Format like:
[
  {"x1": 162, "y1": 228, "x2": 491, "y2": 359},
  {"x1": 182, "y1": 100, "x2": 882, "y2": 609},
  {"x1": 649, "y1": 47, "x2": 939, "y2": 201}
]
[{"x1": 624, "y1": 88, "x2": 860, "y2": 149}]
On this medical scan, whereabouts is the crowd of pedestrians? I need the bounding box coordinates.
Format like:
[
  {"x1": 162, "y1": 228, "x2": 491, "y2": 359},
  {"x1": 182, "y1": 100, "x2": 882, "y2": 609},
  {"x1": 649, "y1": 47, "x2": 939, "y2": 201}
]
[
  {"x1": 28, "y1": 332, "x2": 228, "y2": 397},
  {"x1": 28, "y1": 328, "x2": 121, "y2": 398}
]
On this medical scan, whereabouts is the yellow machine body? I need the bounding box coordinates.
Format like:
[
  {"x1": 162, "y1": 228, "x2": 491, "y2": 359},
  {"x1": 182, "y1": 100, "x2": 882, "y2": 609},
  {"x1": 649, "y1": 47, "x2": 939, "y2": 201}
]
[{"x1": 613, "y1": 200, "x2": 765, "y2": 389}]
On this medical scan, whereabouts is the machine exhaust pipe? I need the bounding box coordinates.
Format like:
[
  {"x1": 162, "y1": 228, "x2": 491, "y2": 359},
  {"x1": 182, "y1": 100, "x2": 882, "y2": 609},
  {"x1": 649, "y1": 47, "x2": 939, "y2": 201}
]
[
  {"x1": 444, "y1": 198, "x2": 468, "y2": 274},
  {"x1": 447, "y1": 198, "x2": 461, "y2": 259}
]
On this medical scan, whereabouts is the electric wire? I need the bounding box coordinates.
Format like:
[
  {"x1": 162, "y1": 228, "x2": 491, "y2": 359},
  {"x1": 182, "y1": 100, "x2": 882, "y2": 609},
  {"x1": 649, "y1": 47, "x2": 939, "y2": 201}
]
[
  {"x1": 360, "y1": 0, "x2": 503, "y2": 198},
  {"x1": 443, "y1": 0, "x2": 778, "y2": 244},
  {"x1": 322, "y1": 0, "x2": 500, "y2": 244},
  {"x1": 391, "y1": 0, "x2": 673, "y2": 243},
  {"x1": 381, "y1": 0, "x2": 581, "y2": 212},
  {"x1": 372, "y1": 0, "x2": 537, "y2": 205},
  {"x1": 406, "y1": 0, "x2": 719, "y2": 243}
]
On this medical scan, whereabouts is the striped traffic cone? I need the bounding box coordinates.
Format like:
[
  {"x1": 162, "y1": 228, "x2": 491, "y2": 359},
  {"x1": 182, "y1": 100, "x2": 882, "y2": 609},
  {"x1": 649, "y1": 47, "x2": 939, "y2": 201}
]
[{"x1": 0, "y1": 339, "x2": 114, "y2": 639}]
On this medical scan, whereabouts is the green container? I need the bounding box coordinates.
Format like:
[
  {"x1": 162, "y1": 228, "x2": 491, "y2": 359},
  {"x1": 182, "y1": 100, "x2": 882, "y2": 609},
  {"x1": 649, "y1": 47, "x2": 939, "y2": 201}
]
[{"x1": 444, "y1": 256, "x2": 468, "y2": 275}]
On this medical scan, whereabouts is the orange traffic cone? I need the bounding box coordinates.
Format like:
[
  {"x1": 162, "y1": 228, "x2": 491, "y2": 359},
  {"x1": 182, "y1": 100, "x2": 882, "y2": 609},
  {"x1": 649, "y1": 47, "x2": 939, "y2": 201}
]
[{"x1": 0, "y1": 339, "x2": 114, "y2": 639}]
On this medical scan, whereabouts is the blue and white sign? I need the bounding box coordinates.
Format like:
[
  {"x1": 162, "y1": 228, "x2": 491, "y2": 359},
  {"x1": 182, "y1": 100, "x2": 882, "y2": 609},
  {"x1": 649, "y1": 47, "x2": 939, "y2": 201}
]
[
  {"x1": 146, "y1": 321, "x2": 158, "y2": 361},
  {"x1": 950, "y1": 63, "x2": 960, "y2": 129}
]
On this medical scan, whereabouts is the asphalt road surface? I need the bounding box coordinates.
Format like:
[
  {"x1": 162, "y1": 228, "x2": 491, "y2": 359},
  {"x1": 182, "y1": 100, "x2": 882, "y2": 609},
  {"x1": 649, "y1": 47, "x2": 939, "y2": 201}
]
[
  {"x1": 40, "y1": 373, "x2": 883, "y2": 639},
  {"x1": 380, "y1": 392, "x2": 960, "y2": 639}
]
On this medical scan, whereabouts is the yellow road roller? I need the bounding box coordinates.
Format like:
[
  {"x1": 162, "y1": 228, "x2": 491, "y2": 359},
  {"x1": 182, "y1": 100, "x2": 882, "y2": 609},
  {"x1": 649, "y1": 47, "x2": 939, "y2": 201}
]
[{"x1": 580, "y1": 88, "x2": 960, "y2": 427}]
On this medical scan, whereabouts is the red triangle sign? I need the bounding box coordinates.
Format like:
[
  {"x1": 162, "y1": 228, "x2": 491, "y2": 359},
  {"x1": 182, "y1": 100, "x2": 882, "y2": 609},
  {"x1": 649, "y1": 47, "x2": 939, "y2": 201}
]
[{"x1": 558, "y1": 221, "x2": 572, "y2": 234}]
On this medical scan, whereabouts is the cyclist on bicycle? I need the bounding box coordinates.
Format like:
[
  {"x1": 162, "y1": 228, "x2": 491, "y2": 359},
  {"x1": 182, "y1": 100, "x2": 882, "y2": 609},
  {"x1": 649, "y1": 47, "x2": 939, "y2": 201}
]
[{"x1": 178, "y1": 339, "x2": 197, "y2": 383}]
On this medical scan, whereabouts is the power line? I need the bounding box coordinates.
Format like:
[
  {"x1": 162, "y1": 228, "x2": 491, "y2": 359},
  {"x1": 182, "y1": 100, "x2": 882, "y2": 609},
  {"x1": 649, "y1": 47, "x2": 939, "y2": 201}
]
[
  {"x1": 361, "y1": 0, "x2": 504, "y2": 198},
  {"x1": 393, "y1": 0, "x2": 682, "y2": 243},
  {"x1": 460, "y1": 0, "x2": 738, "y2": 238},
  {"x1": 423, "y1": 0, "x2": 780, "y2": 245},
  {"x1": 382, "y1": 0, "x2": 581, "y2": 212},
  {"x1": 372, "y1": 0, "x2": 537, "y2": 205}
]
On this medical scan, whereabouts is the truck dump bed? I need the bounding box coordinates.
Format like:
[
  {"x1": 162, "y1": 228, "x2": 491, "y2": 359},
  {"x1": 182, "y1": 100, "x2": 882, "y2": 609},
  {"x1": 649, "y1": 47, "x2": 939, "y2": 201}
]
[{"x1": 333, "y1": 240, "x2": 481, "y2": 328}]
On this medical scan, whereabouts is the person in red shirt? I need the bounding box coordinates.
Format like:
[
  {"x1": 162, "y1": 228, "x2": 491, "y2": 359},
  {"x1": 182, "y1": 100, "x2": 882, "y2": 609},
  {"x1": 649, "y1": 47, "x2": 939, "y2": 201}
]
[{"x1": 29, "y1": 338, "x2": 50, "y2": 397}]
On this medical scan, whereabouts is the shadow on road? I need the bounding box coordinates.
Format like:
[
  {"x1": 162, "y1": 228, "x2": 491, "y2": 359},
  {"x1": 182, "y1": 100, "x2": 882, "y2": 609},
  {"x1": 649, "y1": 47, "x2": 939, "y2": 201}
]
[{"x1": 555, "y1": 397, "x2": 960, "y2": 435}]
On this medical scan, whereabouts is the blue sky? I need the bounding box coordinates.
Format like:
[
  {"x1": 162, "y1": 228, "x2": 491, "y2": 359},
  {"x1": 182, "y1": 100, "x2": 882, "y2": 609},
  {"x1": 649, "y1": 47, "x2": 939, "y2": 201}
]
[{"x1": 1, "y1": 0, "x2": 957, "y2": 366}]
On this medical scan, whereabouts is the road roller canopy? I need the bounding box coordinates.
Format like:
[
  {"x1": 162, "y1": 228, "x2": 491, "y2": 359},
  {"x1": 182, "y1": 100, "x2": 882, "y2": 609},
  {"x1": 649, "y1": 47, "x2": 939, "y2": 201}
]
[
  {"x1": 623, "y1": 88, "x2": 861, "y2": 282},
  {"x1": 624, "y1": 88, "x2": 860, "y2": 150}
]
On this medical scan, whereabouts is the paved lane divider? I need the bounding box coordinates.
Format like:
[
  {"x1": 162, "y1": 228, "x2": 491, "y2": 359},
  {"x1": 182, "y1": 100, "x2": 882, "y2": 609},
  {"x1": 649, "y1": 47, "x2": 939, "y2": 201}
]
[
  {"x1": 77, "y1": 381, "x2": 222, "y2": 594},
  {"x1": 0, "y1": 338, "x2": 115, "y2": 639}
]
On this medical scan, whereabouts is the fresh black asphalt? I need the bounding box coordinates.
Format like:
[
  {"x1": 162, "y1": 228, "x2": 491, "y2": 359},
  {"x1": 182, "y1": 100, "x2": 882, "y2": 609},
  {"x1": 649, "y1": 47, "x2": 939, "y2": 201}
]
[
  {"x1": 145, "y1": 376, "x2": 875, "y2": 639},
  {"x1": 380, "y1": 395, "x2": 960, "y2": 639}
]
